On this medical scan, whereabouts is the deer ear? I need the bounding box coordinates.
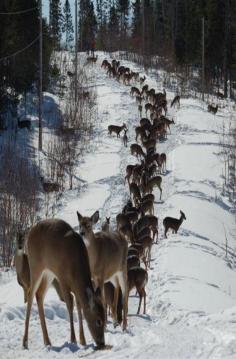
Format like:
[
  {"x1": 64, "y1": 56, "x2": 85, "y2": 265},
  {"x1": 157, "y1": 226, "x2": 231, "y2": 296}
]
[
  {"x1": 77, "y1": 211, "x2": 82, "y2": 222},
  {"x1": 91, "y1": 210, "x2": 99, "y2": 224},
  {"x1": 86, "y1": 287, "x2": 95, "y2": 310}
]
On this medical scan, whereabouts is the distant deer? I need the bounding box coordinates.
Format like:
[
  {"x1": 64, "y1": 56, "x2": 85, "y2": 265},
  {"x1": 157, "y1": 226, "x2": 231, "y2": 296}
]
[
  {"x1": 22, "y1": 219, "x2": 105, "y2": 349},
  {"x1": 138, "y1": 105, "x2": 143, "y2": 118},
  {"x1": 108, "y1": 123, "x2": 127, "y2": 137},
  {"x1": 129, "y1": 182, "x2": 142, "y2": 207},
  {"x1": 159, "y1": 153, "x2": 167, "y2": 173},
  {"x1": 171, "y1": 95, "x2": 180, "y2": 108},
  {"x1": 40, "y1": 177, "x2": 60, "y2": 193},
  {"x1": 208, "y1": 104, "x2": 218, "y2": 114},
  {"x1": 77, "y1": 211, "x2": 128, "y2": 330},
  {"x1": 130, "y1": 86, "x2": 141, "y2": 97},
  {"x1": 130, "y1": 143, "x2": 146, "y2": 160},
  {"x1": 142, "y1": 176, "x2": 163, "y2": 200},
  {"x1": 163, "y1": 210, "x2": 186, "y2": 238},
  {"x1": 102, "y1": 217, "x2": 110, "y2": 232},
  {"x1": 140, "y1": 76, "x2": 146, "y2": 85},
  {"x1": 17, "y1": 117, "x2": 31, "y2": 130},
  {"x1": 128, "y1": 267, "x2": 148, "y2": 315},
  {"x1": 123, "y1": 129, "x2": 128, "y2": 147},
  {"x1": 15, "y1": 232, "x2": 30, "y2": 303}
]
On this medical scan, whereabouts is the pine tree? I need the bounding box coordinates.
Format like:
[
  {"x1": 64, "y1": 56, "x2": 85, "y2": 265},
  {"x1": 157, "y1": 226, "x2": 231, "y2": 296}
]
[
  {"x1": 131, "y1": 0, "x2": 142, "y2": 51},
  {"x1": 79, "y1": 0, "x2": 97, "y2": 51},
  {"x1": 108, "y1": 5, "x2": 120, "y2": 51},
  {"x1": 49, "y1": 0, "x2": 63, "y2": 49},
  {"x1": 62, "y1": 0, "x2": 74, "y2": 50}
]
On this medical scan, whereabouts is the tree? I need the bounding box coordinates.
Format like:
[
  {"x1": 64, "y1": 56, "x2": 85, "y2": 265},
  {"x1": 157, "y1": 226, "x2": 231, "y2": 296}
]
[
  {"x1": 49, "y1": 0, "x2": 63, "y2": 49},
  {"x1": 62, "y1": 0, "x2": 74, "y2": 50},
  {"x1": 79, "y1": 0, "x2": 97, "y2": 51}
]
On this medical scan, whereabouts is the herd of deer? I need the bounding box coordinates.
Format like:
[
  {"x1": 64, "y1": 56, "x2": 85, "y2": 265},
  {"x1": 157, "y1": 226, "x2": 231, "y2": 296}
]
[{"x1": 15, "y1": 57, "x2": 187, "y2": 351}]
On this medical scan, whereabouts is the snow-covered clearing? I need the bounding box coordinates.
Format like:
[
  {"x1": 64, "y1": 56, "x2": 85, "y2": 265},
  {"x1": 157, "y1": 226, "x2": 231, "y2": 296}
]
[{"x1": 0, "y1": 52, "x2": 236, "y2": 358}]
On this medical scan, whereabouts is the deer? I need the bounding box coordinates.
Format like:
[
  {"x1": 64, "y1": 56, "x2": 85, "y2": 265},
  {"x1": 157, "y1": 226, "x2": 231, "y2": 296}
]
[
  {"x1": 108, "y1": 123, "x2": 127, "y2": 137},
  {"x1": 160, "y1": 116, "x2": 175, "y2": 133},
  {"x1": 17, "y1": 117, "x2": 31, "y2": 130},
  {"x1": 171, "y1": 95, "x2": 180, "y2": 108},
  {"x1": 22, "y1": 218, "x2": 105, "y2": 349},
  {"x1": 40, "y1": 177, "x2": 60, "y2": 193},
  {"x1": 142, "y1": 176, "x2": 163, "y2": 200},
  {"x1": 135, "y1": 235, "x2": 153, "y2": 268},
  {"x1": 125, "y1": 164, "x2": 136, "y2": 184},
  {"x1": 127, "y1": 255, "x2": 140, "y2": 270},
  {"x1": 128, "y1": 267, "x2": 148, "y2": 315},
  {"x1": 123, "y1": 129, "x2": 128, "y2": 147},
  {"x1": 138, "y1": 105, "x2": 143, "y2": 118},
  {"x1": 130, "y1": 86, "x2": 141, "y2": 97},
  {"x1": 139, "y1": 75, "x2": 146, "y2": 85},
  {"x1": 163, "y1": 210, "x2": 186, "y2": 238},
  {"x1": 77, "y1": 211, "x2": 128, "y2": 330},
  {"x1": 208, "y1": 104, "x2": 218, "y2": 114},
  {"x1": 129, "y1": 182, "x2": 142, "y2": 207},
  {"x1": 102, "y1": 217, "x2": 110, "y2": 232},
  {"x1": 130, "y1": 143, "x2": 146, "y2": 160},
  {"x1": 15, "y1": 232, "x2": 30, "y2": 303},
  {"x1": 159, "y1": 153, "x2": 167, "y2": 173},
  {"x1": 138, "y1": 199, "x2": 154, "y2": 216},
  {"x1": 134, "y1": 215, "x2": 158, "y2": 242}
]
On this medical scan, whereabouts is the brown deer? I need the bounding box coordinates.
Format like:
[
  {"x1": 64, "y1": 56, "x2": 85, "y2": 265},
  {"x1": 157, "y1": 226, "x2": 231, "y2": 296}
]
[
  {"x1": 22, "y1": 219, "x2": 105, "y2": 349},
  {"x1": 127, "y1": 255, "x2": 140, "y2": 270},
  {"x1": 134, "y1": 215, "x2": 158, "y2": 242},
  {"x1": 163, "y1": 210, "x2": 186, "y2": 238},
  {"x1": 77, "y1": 211, "x2": 128, "y2": 330},
  {"x1": 130, "y1": 143, "x2": 146, "y2": 160},
  {"x1": 208, "y1": 104, "x2": 218, "y2": 114},
  {"x1": 138, "y1": 199, "x2": 154, "y2": 216},
  {"x1": 139, "y1": 76, "x2": 146, "y2": 85},
  {"x1": 125, "y1": 164, "x2": 136, "y2": 184},
  {"x1": 159, "y1": 153, "x2": 167, "y2": 173},
  {"x1": 142, "y1": 176, "x2": 163, "y2": 200},
  {"x1": 40, "y1": 177, "x2": 60, "y2": 193},
  {"x1": 171, "y1": 95, "x2": 180, "y2": 108},
  {"x1": 108, "y1": 123, "x2": 127, "y2": 137},
  {"x1": 138, "y1": 105, "x2": 143, "y2": 118},
  {"x1": 130, "y1": 86, "x2": 141, "y2": 97},
  {"x1": 129, "y1": 182, "x2": 142, "y2": 207},
  {"x1": 128, "y1": 267, "x2": 148, "y2": 315},
  {"x1": 102, "y1": 217, "x2": 110, "y2": 232},
  {"x1": 104, "y1": 283, "x2": 123, "y2": 325},
  {"x1": 15, "y1": 232, "x2": 30, "y2": 303},
  {"x1": 135, "y1": 235, "x2": 153, "y2": 268}
]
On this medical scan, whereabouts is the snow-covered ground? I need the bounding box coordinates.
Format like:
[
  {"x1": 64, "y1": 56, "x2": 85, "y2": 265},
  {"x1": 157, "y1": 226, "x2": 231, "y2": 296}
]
[{"x1": 1, "y1": 53, "x2": 236, "y2": 358}]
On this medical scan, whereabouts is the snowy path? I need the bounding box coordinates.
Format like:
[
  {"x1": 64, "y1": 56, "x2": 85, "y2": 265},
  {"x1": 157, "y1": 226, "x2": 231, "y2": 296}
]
[{"x1": 1, "y1": 53, "x2": 236, "y2": 358}]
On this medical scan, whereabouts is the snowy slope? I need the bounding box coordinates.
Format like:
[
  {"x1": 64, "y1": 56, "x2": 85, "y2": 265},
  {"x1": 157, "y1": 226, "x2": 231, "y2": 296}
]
[{"x1": 0, "y1": 53, "x2": 236, "y2": 359}]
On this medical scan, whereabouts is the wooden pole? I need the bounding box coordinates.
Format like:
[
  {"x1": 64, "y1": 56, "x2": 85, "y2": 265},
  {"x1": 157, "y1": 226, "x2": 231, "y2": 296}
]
[{"x1": 202, "y1": 17, "x2": 205, "y2": 102}]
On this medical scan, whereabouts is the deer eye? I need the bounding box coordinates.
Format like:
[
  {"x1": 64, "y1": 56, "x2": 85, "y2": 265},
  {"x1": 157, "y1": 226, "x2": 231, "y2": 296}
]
[{"x1": 96, "y1": 319, "x2": 102, "y2": 327}]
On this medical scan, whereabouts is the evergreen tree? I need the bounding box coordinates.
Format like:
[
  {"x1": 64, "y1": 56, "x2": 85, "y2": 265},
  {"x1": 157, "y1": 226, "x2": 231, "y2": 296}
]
[
  {"x1": 107, "y1": 5, "x2": 120, "y2": 51},
  {"x1": 79, "y1": 0, "x2": 97, "y2": 51},
  {"x1": 62, "y1": 0, "x2": 74, "y2": 50},
  {"x1": 131, "y1": 0, "x2": 142, "y2": 51},
  {"x1": 49, "y1": 0, "x2": 63, "y2": 49}
]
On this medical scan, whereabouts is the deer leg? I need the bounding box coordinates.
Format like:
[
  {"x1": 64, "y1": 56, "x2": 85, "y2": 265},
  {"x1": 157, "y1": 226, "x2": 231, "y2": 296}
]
[
  {"x1": 118, "y1": 271, "x2": 128, "y2": 331},
  {"x1": 23, "y1": 270, "x2": 43, "y2": 349},
  {"x1": 36, "y1": 277, "x2": 52, "y2": 347},
  {"x1": 60, "y1": 283, "x2": 77, "y2": 344},
  {"x1": 137, "y1": 289, "x2": 143, "y2": 315},
  {"x1": 77, "y1": 304, "x2": 86, "y2": 346},
  {"x1": 143, "y1": 288, "x2": 146, "y2": 314},
  {"x1": 159, "y1": 187, "x2": 162, "y2": 200},
  {"x1": 112, "y1": 278, "x2": 119, "y2": 327}
]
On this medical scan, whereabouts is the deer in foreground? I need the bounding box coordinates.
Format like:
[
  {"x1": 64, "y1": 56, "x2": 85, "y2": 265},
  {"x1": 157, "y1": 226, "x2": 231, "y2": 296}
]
[
  {"x1": 22, "y1": 219, "x2": 105, "y2": 349},
  {"x1": 128, "y1": 267, "x2": 148, "y2": 315},
  {"x1": 77, "y1": 211, "x2": 128, "y2": 330},
  {"x1": 108, "y1": 123, "x2": 127, "y2": 137},
  {"x1": 163, "y1": 210, "x2": 186, "y2": 238},
  {"x1": 15, "y1": 232, "x2": 30, "y2": 303}
]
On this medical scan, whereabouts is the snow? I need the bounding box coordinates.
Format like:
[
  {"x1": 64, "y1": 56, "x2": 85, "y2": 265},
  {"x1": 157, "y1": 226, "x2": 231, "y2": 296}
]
[{"x1": 0, "y1": 52, "x2": 236, "y2": 358}]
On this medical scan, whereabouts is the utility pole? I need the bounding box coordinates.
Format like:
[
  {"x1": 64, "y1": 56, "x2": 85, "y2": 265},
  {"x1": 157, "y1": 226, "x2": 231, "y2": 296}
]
[
  {"x1": 142, "y1": 0, "x2": 145, "y2": 64},
  {"x1": 75, "y1": 0, "x2": 78, "y2": 103},
  {"x1": 38, "y1": 0, "x2": 43, "y2": 151},
  {"x1": 202, "y1": 17, "x2": 205, "y2": 102}
]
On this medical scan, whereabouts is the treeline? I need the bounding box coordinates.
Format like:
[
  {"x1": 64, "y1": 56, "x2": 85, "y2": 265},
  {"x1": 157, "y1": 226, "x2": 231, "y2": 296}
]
[{"x1": 75, "y1": 0, "x2": 236, "y2": 97}]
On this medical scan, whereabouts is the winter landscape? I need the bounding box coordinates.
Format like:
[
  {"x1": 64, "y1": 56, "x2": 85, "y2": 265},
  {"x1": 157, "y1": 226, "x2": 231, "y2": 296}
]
[{"x1": 1, "y1": 1, "x2": 236, "y2": 358}]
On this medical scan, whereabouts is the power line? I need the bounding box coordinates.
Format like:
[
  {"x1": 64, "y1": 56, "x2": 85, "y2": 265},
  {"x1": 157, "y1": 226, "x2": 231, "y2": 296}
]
[
  {"x1": 0, "y1": 7, "x2": 38, "y2": 15},
  {"x1": 0, "y1": 36, "x2": 40, "y2": 63}
]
